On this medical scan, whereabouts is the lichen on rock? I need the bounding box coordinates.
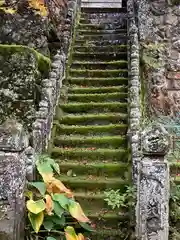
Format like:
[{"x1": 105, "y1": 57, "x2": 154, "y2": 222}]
[{"x1": 0, "y1": 45, "x2": 51, "y2": 130}]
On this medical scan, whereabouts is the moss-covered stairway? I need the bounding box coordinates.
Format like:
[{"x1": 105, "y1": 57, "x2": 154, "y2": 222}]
[{"x1": 49, "y1": 3, "x2": 131, "y2": 239}]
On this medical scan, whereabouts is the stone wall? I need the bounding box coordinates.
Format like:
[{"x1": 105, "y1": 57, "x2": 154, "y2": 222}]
[{"x1": 137, "y1": 0, "x2": 180, "y2": 119}]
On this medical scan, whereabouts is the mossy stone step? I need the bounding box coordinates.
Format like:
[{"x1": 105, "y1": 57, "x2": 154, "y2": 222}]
[
  {"x1": 69, "y1": 69, "x2": 128, "y2": 78},
  {"x1": 74, "y1": 39, "x2": 127, "y2": 47},
  {"x1": 67, "y1": 92, "x2": 127, "y2": 103},
  {"x1": 84, "y1": 229, "x2": 132, "y2": 240},
  {"x1": 58, "y1": 174, "x2": 128, "y2": 191},
  {"x1": 78, "y1": 23, "x2": 127, "y2": 31},
  {"x1": 68, "y1": 85, "x2": 127, "y2": 94},
  {"x1": 77, "y1": 29, "x2": 127, "y2": 35},
  {"x1": 54, "y1": 135, "x2": 127, "y2": 148},
  {"x1": 71, "y1": 60, "x2": 128, "y2": 70},
  {"x1": 72, "y1": 51, "x2": 127, "y2": 61},
  {"x1": 73, "y1": 44, "x2": 127, "y2": 53},
  {"x1": 54, "y1": 123, "x2": 128, "y2": 136},
  {"x1": 67, "y1": 77, "x2": 128, "y2": 87},
  {"x1": 56, "y1": 161, "x2": 129, "y2": 177},
  {"x1": 80, "y1": 7, "x2": 127, "y2": 15},
  {"x1": 58, "y1": 113, "x2": 128, "y2": 125},
  {"x1": 81, "y1": 209, "x2": 129, "y2": 230},
  {"x1": 59, "y1": 102, "x2": 127, "y2": 113},
  {"x1": 51, "y1": 147, "x2": 128, "y2": 161},
  {"x1": 170, "y1": 162, "x2": 180, "y2": 175},
  {"x1": 76, "y1": 33, "x2": 127, "y2": 41}
]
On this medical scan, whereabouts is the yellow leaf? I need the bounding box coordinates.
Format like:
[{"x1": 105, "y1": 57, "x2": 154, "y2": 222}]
[
  {"x1": 28, "y1": 212, "x2": 44, "y2": 233},
  {"x1": 68, "y1": 201, "x2": 90, "y2": 223},
  {"x1": 26, "y1": 199, "x2": 46, "y2": 214},
  {"x1": 0, "y1": 0, "x2": 5, "y2": 6},
  {"x1": 65, "y1": 226, "x2": 78, "y2": 240},
  {"x1": 0, "y1": 7, "x2": 16, "y2": 14},
  {"x1": 25, "y1": 191, "x2": 33, "y2": 200},
  {"x1": 45, "y1": 195, "x2": 54, "y2": 215},
  {"x1": 77, "y1": 233, "x2": 85, "y2": 240}
]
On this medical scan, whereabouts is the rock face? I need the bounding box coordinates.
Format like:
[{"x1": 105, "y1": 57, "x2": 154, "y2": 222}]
[
  {"x1": 0, "y1": 9, "x2": 49, "y2": 56},
  {"x1": 138, "y1": 0, "x2": 180, "y2": 118},
  {"x1": 0, "y1": 46, "x2": 50, "y2": 131}
]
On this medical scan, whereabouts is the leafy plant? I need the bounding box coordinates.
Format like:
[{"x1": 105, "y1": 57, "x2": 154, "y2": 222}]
[
  {"x1": 26, "y1": 154, "x2": 95, "y2": 240},
  {"x1": 104, "y1": 186, "x2": 136, "y2": 210}
]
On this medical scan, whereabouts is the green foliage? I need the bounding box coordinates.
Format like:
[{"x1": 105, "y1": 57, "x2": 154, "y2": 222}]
[
  {"x1": 170, "y1": 181, "x2": 180, "y2": 239},
  {"x1": 104, "y1": 186, "x2": 136, "y2": 210},
  {"x1": 26, "y1": 154, "x2": 94, "y2": 240}
]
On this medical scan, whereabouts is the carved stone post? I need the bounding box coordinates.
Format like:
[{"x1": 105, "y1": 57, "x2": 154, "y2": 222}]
[
  {"x1": 0, "y1": 121, "x2": 29, "y2": 240},
  {"x1": 136, "y1": 123, "x2": 170, "y2": 240}
]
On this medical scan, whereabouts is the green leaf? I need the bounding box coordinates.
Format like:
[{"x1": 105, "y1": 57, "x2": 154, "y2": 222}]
[
  {"x1": 47, "y1": 237, "x2": 57, "y2": 240},
  {"x1": 53, "y1": 193, "x2": 69, "y2": 210},
  {"x1": 43, "y1": 220, "x2": 54, "y2": 231},
  {"x1": 25, "y1": 191, "x2": 33, "y2": 200},
  {"x1": 79, "y1": 222, "x2": 95, "y2": 232},
  {"x1": 50, "y1": 215, "x2": 66, "y2": 226},
  {"x1": 28, "y1": 212, "x2": 44, "y2": 233},
  {"x1": 29, "y1": 182, "x2": 46, "y2": 196},
  {"x1": 53, "y1": 201, "x2": 64, "y2": 218},
  {"x1": 26, "y1": 199, "x2": 46, "y2": 214}
]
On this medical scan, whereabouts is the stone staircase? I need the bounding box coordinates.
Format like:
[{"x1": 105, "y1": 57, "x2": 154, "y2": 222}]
[{"x1": 49, "y1": 2, "x2": 132, "y2": 239}]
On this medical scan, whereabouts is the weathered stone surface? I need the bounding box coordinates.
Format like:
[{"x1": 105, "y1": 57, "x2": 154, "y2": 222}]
[
  {"x1": 142, "y1": 124, "x2": 170, "y2": 156},
  {"x1": 0, "y1": 46, "x2": 50, "y2": 130},
  {"x1": 136, "y1": 123, "x2": 170, "y2": 240},
  {"x1": 0, "y1": 122, "x2": 27, "y2": 240},
  {"x1": 0, "y1": 9, "x2": 49, "y2": 56},
  {"x1": 138, "y1": 0, "x2": 180, "y2": 118}
]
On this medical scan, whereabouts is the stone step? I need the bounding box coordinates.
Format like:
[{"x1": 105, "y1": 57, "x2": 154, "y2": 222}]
[
  {"x1": 74, "y1": 39, "x2": 127, "y2": 47},
  {"x1": 70, "y1": 60, "x2": 128, "y2": 70},
  {"x1": 78, "y1": 23, "x2": 127, "y2": 30},
  {"x1": 57, "y1": 174, "x2": 128, "y2": 191},
  {"x1": 51, "y1": 147, "x2": 128, "y2": 161},
  {"x1": 77, "y1": 29, "x2": 126, "y2": 35},
  {"x1": 56, "y1": 112, "x2": 128, "y2": 125},
  {"x1": 80, "y1": 11, "x2": 126, "y2": 20},
  {"x1": 58, "y1": 161, "x2": 129, "y2": 177},
  {"x1": 69, "y1": 69, "x2": 128, "y2": 78},
  {"x1": 54, "y1": 123, "x2": 128, "y2": 136},
  {"x1": 81, "y1": 2, "x2": 122, "y2": 9},
  {"x1": 59, "y1": 102, "x2": 127, "y2": 114},
  {"x1": 73, "y1": 44, "x2": 127, "y2": 53},
  {"x1": 54, "y1": 135, "x2": 127, "y2": 148},
  {"x1": 72, "y1": 51, "x2": 127, "y2": 61},
  {"x1": 67, "y1": 77, "x2": 128, "y2": 87},
  {"x1": 81, "y1": 6, "x2": 126, "y2": 14},
  {"x1": 76, "y1": 32, "x2": 127, "y2": 41},
  {"x1": 68, "y1": 85, "x2": 127, "y2": 94},
  {"x1": 67, "y1": 92, "x2": 127, "y2": 103}
]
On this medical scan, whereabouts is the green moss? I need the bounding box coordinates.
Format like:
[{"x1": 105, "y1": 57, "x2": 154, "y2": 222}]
[
  {"x1": 0, "y1": 44, "x2": 51, "y2": 74},
  {"x1": 69, "y1": 69, "x2": 128, "y2": 78},
  {"x1": 57, "y1": 174, "x2": 128, "y2": 190},
  {"x1": 57, "y1": 161, "x2": 129, "y2": 177},
  {"x1": 67, "y1": 77, "x2": 128, "y2": 86},
  {"x1": 51, "y1": 147, "x2": 128, "y2": 161},
  {"x1": 59, "y1": 102, "x2": 127, "y2": 113},
  {"x1": 68, "y1": 86, "x2": 127, "y2": 94},
  {"x1": 68, "y1": 92, "x2": 127, "y2": 103},
  {"x1": 54, "y1": 135, "x2": 126, "y2": 148},
  {"x1": 59, "y1": 113, "x2": 128, "y2": 125},
  {"x1": 55, "y1": 123, "x2": 128, "y2": 135}
]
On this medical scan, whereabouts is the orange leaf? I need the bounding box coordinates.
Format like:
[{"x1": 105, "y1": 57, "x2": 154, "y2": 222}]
[
  {"x1": 45, "y1": 195, "x2": 53, "y2": 215},
  {"x1": 46, "y1": 177, "x2": 73, "y2": 198},
  {"x1": 77, "y1": 233, "x2": 85, "y2": 240},
  {"x1": 68, "y1": 202, "x2": 90, "y2": 223}
]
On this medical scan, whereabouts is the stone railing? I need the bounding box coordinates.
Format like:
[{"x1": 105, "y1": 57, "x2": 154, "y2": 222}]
[
  {"x1": 136, "y1": 123, "x2": 170, "y2": 240},
  {"x1": 127, "y1": 0, "x2": 141, "y2": 183},
  {"x1": 127, "y1": 1, "x2": 170, "y2": 239},
  {"x1": 0, "y1": 0, "x2": 80, "y2": 239}
]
